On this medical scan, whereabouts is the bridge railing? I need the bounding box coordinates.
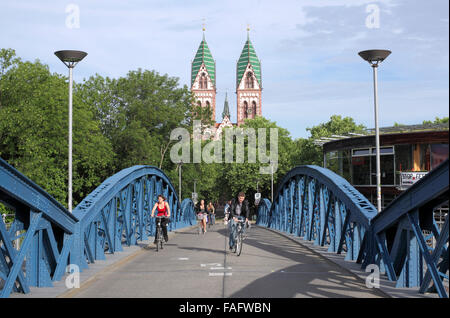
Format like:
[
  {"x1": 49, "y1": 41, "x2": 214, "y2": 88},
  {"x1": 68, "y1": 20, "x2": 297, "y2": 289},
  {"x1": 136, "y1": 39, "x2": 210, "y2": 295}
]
[
  {"x1": 257, "y1": 165, "x2": 378, "y2": 263},
  {"x1": 71, "y1": 165, "x2": 196, "y2": 271},
  {"x1": 257, "y1": 162, "x2": 449, "y2": 298},
  {"x1": 0, "y1": 159, "x2": 196, "y2": 297},
  {"x1": 369, "y1": 159, "x2": 449, "y2": 298},
  {"x1": 0, "y1": 157, "x2": 79, "y2": 297}
]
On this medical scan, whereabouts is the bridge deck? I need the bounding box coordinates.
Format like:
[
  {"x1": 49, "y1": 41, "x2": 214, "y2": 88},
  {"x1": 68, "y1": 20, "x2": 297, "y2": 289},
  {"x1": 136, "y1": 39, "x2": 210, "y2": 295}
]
[{"x1": 44, "y1": 223, "x2": 388, "y2": 298}]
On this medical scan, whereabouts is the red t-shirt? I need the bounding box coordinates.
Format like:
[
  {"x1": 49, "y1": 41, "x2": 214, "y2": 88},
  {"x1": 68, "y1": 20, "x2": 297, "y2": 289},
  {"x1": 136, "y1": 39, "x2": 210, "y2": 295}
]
[{"x1": 156, "y1": 203, "x2": 168, "y2": 216}]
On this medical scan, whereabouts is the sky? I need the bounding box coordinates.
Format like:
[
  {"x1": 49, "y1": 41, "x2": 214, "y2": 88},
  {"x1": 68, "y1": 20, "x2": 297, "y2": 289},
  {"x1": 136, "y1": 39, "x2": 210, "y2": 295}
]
[{"x1": 0, "y1": 0, "x2": 448, "y2": 139}]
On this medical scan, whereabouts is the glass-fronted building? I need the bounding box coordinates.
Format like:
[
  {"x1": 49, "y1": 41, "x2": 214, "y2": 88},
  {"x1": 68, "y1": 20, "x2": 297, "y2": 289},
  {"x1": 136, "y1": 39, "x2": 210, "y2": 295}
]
[{"x1": 321, "y1": 123, "x2": 449, "y2": 208}]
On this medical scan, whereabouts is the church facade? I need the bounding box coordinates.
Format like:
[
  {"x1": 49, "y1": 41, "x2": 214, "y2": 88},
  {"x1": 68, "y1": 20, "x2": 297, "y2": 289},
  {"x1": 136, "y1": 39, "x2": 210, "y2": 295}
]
[{"x1": 191, "y1": 31, "x2": 262, "y2": 140}]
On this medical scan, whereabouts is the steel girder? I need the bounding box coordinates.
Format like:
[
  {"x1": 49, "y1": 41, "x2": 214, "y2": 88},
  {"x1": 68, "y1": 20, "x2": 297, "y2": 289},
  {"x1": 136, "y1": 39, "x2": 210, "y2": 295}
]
[
  {"x1": 256, "y1": 165, "x2": 377, "y2": 265},
  {"x1": 0, "y1": 159, "x2": 196, "y2": 297},
  {"x1": 71, "y1": 165, "x2": 196, "y2": 271},
  {"x1": 257, "y1": 162, "x2": 449, "y2": 298},
  {"x1": 370, "y1": 159, "x2": 449, "y2": 298},
  {"x1": 0, "y1": 158, "x2": 78, "y2": 297}
]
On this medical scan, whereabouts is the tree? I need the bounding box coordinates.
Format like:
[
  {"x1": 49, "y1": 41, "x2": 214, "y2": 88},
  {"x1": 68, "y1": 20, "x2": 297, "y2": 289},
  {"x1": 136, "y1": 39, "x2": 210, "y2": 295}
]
[
  {"x1": 293, "y1": 115, "x2": 366, "y2": 167},
  {"x1": 80, "y1": 69, "x2": 194, "y2": 171},
  {"x1": 423, "y1": 117, "x2": 449, "y2": 125},
  {"x1": 220, "y1": 117, "x2": 295, "y2": 208},
  {"x1": 0, "y1": 48, "x2": 114, "y2": 207}
]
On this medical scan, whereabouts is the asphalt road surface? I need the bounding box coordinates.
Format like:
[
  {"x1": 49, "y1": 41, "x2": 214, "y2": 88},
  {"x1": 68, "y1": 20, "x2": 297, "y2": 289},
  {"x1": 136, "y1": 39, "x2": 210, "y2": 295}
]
[{"x1": 66, "y1": 222, "x2": 386, "y2": 298}]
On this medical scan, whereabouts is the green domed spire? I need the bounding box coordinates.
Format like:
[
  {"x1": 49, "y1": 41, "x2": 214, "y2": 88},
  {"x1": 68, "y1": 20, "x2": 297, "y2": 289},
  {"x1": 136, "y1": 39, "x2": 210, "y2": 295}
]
[
  {"x1": 191, "y1": 34, "x2": 216, "y2": 87},
  {"x1": 236, "y1": 33, "x2": 261, "y2": 89}
]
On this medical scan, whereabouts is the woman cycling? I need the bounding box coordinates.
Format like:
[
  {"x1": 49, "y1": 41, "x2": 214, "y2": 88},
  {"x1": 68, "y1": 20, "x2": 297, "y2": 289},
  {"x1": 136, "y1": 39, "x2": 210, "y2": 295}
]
[
  {"x1": 151, "y1": 195, "x2": 171, "y2": 244},
  {"x1": 196, "y1": 199, "x2": 207, "y2": 233}
]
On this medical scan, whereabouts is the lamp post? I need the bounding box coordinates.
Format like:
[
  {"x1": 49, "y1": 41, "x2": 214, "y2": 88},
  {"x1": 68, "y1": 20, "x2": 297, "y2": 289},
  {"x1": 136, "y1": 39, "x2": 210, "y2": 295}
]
[
  {"x1": 54, "y1": 50, "x2": 87, "y2": 212},
  {"x1": 178, "y1": 161, "x2": 183, "y2": 201},
  {"x1": 270, "y1": 160, "x2": 274, "y2": 203},
  {"x1": 358, "y1": 49, "x2": 391, "y2": 213}
]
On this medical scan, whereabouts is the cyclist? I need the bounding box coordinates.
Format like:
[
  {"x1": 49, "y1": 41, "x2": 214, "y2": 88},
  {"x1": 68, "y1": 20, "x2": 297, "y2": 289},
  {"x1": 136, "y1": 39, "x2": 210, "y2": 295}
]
[
  {"x1": 196, "y1": 199, "x2": 208, "y2": 233},
  {"x1": 207, "y1": 202, "x2": 215, "y2": 226},
  {"x1": 223, "y1": 200, "x2": 232, "y2": 225},
  {"x1": 228, "y1": 192, "x2": 249, "y2": 251},
  {"x1": 151, "y1": 195, "x2": 171, "y2": 244}
]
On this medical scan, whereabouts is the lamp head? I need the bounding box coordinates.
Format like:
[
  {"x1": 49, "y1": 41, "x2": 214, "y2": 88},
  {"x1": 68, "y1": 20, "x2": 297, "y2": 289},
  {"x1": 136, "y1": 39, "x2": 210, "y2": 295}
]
[
  {"x1": 358, "y1": 49, "x2": 391, "y2": 66},
  {"x1": 54, "y1": 50, "x2": 87, "y2": 68}
]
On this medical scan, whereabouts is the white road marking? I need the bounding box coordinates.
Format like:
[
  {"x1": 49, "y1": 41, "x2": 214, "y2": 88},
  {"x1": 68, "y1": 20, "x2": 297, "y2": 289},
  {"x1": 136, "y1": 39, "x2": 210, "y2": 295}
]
[
  {"x1": 178, "y1": 257, "x2": 189, "y2": 260},
  {"x1": 209, "y1": 272, "x2": 232, "y2": 277},
  {"x1": 210, "y1": 267, "x2": 232, "y2": 270},
  {"x1": 200, "y1": 263, "x2": 222, "y2": 267}
]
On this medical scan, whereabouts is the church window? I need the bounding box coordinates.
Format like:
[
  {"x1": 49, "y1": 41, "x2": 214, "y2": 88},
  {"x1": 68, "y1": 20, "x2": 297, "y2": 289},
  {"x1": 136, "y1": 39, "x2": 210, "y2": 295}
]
[
  {"x1": 200, "y1": 72, "x2": 207, "y2": 89},
  {"x1": 245, "y1": 72, "x2": 254, "y2": 89},
  {"x1": 243, "y1": 101, "x2": 248, "y2": 118},
  {"x1": 252, "y1": 101, "x2": 257, "y2": 117}
]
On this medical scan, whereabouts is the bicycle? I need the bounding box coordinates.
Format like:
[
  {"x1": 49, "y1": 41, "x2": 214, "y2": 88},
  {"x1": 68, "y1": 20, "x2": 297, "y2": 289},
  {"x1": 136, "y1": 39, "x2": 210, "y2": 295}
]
[
  {"x1": 232, "y1": 218, "x2": 247, "y2": 256},
  {"x1": 197, "y1": 213, "x2": 205, "y2": 235},
  {"x1": 155, "y1": 216, "x2": 168, "y2": 251},
  {"x1": 208, "y1": 213, "x2": 215, "y2": 229}
]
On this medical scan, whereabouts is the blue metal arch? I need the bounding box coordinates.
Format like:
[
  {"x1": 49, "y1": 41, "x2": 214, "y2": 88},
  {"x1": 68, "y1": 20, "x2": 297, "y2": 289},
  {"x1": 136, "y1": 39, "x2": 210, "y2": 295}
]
[
  {"x1": 257, "y1": 165, "x2": 377, "y2": 264},
  {"x1": 0, "y1": 157, "x2": 78, "y2": 297},
  {"x1": 258, "y1": 162, "x2": 449, "y2": 298},
  {"x1": 0, "y1": 160, "x2": 196, "y2": 297},
  {"x1": 370, "y1": 159, "x2": 449, "y2": 297},
  {"x1": 71, "y1": 165, "x2": 196, "y2": 270}
]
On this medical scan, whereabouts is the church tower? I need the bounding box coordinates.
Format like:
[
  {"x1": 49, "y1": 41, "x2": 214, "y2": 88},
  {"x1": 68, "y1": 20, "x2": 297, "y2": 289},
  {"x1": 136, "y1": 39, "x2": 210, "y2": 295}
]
[
  {"x1": 236, "y1": 29, "x2": 262, "y2": 126},
  {"x1": 191, "y1": 30, "x2": 216, "y2": 121}
]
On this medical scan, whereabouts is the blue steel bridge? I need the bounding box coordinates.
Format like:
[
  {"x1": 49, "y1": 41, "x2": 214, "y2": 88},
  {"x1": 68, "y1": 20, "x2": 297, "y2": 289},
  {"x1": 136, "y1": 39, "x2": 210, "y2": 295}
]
[{"x1": 0, "y1": 157, "x2": 448, "y2": 298}]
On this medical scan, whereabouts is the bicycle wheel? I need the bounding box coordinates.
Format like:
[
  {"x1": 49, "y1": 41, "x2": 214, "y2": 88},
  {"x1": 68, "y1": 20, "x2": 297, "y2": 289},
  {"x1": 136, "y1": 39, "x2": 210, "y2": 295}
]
[
  {"x1": 236, "y1": 232, "x2": 243, "y2": 256},
  {"x1": 156, "y1": 227, "x2": 161, "y2": 252},
  {"x1": 232, "y1": 226, "x2": 238, "y2": 253}
]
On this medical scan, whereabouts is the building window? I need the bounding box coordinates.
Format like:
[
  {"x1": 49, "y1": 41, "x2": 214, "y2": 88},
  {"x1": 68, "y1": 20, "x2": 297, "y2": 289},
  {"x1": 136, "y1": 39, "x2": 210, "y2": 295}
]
[
  {"x1": 352, "y1": 155, "x2": 371, "y2": 185},
  {"x1": 431, "y1": 144, "x2": 449, "y2": 169},
  {"x1": 326, "y1": 150, "x2": 352, "y2": 183},
  {"x1": 243, "y1": 101, "x2": 248, "y2": 118},
  {"x1": 350, "y1": 146, "x2": 395, "y2": 186},
  {"x1": 245, "y1": 72, "x2": 254, "y2": 89},
  {"x1": 395, "y1": 144, "x2": 413, "y2": 185},
  {"x1": 200, "y1": 73, "x2": 207, "y2": 89},
  {"x1": 413, "y1": 144, "x2": 430, "y2": 171},
  {"x1": 252, "y1": 101, "x2": 257, "y2": 117}
]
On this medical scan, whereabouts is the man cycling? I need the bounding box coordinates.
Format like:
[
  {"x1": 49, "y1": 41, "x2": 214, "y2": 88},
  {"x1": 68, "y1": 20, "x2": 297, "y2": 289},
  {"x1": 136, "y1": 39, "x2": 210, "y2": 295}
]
[{"x1": 228, "y1": 192, "x2": 249, "y2": 251}]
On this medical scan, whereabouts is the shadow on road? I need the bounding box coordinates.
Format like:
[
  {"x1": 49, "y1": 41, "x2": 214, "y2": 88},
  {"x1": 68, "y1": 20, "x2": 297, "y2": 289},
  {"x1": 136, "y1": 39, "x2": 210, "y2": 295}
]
[{"x1": 212, "y1": 225, "x2": 386, "y2": 298}]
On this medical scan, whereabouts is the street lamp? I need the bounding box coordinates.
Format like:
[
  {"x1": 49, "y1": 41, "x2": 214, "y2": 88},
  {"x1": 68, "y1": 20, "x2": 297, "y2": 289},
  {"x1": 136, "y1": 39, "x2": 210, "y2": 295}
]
[
  {"x1": 270, "y1": 160, "x2": 274, "y2": 203},
  {"x1": 358, "y1": 49, "x2": 391, "y2": 212},
  {"x1": 177, "y1": 161, "x2": 183, "y2": 201},
  {"x1": 54, "y1": 50, "x2": 87, "y2": 212}
]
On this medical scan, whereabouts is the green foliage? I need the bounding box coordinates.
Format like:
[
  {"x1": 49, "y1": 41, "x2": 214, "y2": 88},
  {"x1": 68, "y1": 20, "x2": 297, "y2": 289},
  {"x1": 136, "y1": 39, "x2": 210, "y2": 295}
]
[
  {"x1": 293, "y1": 115, "x2": 366, "y2": 167},
  {"x1": 0, "y1": 49, "x2": 114, "y2": 206},
  {"x1": 219, "y1": 117, "x2": 295, "y2": 205},
  {"x1": 0, "y1": 48, "x2": 373, "y2": 212},
  {"x1": 79, "y1": 70, "x2": 193, "y2": 171},
  {"x1": 423, "y1": 117, "x2": 449, "y2": 125}
]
